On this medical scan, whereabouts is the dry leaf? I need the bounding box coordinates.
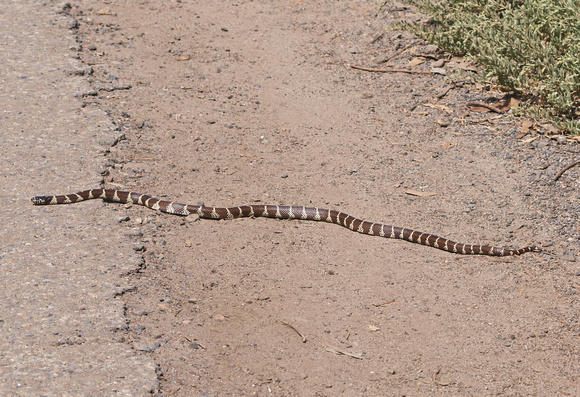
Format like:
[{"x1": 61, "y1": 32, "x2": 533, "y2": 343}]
[
  {"x1": 424, "y1": 103, "x2": 453, "y2": 113},
  {"x1": 368, "y1": 325, "x2": 381, "y2": 331},
  {"x1": 405, "y1": 189, "x2": 438, "y2": 197},
  {"x1": 431, "y1": 59, "x2": 446, "y2": 68},
  {"x1": 467, "y1": 103, "x2": 492, "y2": 113},
  {"x1": 447, "y1": 58, "x2": 478, "y2": 73},
  {"x1": 539, "y1": 123, "x2": 559, "y2": 134},
  {"x1": 467, "y1": 97, "x2": 519, "y2": 113},
  {"x1": 430, "y1": 67, "x2": 447, "y2": 75},
  {"x1": 494, "y1": 97, "x2": 519, "y2": 112},
  {"x1": 441, "y1": 142, "x2": 454, "y2": 150},
  {"x1": 455, "y1": 61, "x2": 478, "y2": 73},
  {"x1": 408, "y1": 57, "x2": 426, "y2": 67},
  {"x1": 517, "y1": 120, "x2": 534, "y2": 138},
  {"x1": 521, "y1": 119, "x2": 534, "y2": 131},
  {"x1": 521, "y1": 136, "x2": 538, "y2": 143},
  {"x1": 96, "y1": 8, "x2": 113, "y2": 15}
]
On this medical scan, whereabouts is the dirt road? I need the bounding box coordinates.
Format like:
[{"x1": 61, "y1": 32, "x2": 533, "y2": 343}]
[{"x1": 4, "y1": 0, "x2": 578, "y2": 395}]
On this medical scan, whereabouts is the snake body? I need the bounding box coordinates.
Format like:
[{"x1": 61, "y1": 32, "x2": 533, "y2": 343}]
[{"x1": 31, "y1": 189, "x2": 541, "y2": 256}]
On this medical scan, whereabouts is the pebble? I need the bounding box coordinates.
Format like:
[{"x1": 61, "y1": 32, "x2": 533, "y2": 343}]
[
  {"x1": 59, "y1": 17, "x2": 79, "y2": 30},
  {"x1": 68, "y1": 66, "x2": 93, "y2": 76},
  {"x1": 74, "y1": 90, "x2": 98, "y2": 98},
  {"x1": 561, "y1": 250, "x2": 576, "y2": 262},
  {"x1": 134, "y1": 343, "x2": 154, "y2": 352},
  {"x1": 55, "y1": 2, "x2": 72, "y2": 14}
]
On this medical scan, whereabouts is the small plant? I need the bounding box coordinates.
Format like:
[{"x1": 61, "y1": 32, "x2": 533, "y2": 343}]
[{"x1": 381, "y1": 0, "x2": 580, "y2": 134}]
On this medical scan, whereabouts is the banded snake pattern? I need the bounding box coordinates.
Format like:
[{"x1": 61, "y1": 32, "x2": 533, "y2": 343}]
[{"x1": 31, "y1": 189, "x2": 542, "y2": 256}]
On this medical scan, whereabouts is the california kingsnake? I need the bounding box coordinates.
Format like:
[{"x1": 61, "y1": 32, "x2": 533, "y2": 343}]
[{"x1": 31, "y1": 189, "x2": 542, "y2": 256}]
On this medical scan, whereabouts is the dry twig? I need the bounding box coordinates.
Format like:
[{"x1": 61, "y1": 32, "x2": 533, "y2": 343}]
[
  {"x1": 325, "y1": 345, "x2": 363, "y2": 359},
  {"x1": 524, "y1": 269, "x2": 544, "y2": 284},
  {"x1": 553, "y1": 159, "x2": 580, "y2": 181},
  {"x1": 433, "y1": 368, "x2": 453, "y2": 386},
  {"x1": 379, "y1": 42, "x2": 414, "y2": 63},
  {"x1": 372, "y1": 300, "x2": 397, "y2": 307},
  {"x1": 435, "y1": 84, "x2": 455, "y2": 99},
  {"x1": 350, "y1": 64, "x2": 432, "y2": 75},
  {"x1": 280, "y1": 320, "x2": 307, "y2": 343},
  {"x1": 465, "y1": 101, "x2": 505, "y2": 113}
]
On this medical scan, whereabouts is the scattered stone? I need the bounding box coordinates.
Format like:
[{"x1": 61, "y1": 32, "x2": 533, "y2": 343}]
[
  {"x1": 134, "y1": 343, "x2": 154, "y2": 353},
  {"x1": 59, "y1": 17, "x2": 79, "y2": 30},
  {"x1": 561, "y1": 250, "x2": 576, "y2": 262},
  {"x1": 74, "y1": 90, "x2": 98, "y2": 97},
  {"x1": 93, "y1": 82, "x2": 132, "y2": 92},
  {"x1": 55, "y1": 2, "x2": 72, "y2": 15},
  {"x1": 68, "y1": 66, "x2": 93, "y2": 76}
]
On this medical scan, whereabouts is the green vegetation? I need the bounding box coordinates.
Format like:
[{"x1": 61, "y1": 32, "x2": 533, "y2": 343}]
[{"x1": 381, "y1": 0, "x2": 580, "y2": 134}]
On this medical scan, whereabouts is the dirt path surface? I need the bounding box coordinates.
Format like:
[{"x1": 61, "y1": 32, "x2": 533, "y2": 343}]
[{"x1": 8, "y1": 0, "x2": 578, "y2": 395}]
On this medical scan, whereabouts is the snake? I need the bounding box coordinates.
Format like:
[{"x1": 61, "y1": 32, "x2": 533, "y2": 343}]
[{"x1": 31, "y1": 189, "x2": 542, "y2": 256}]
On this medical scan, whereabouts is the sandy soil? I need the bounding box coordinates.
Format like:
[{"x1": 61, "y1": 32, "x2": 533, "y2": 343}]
[{"x1": 33, "y1": 0, "x2": 580, "y2": 395}]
